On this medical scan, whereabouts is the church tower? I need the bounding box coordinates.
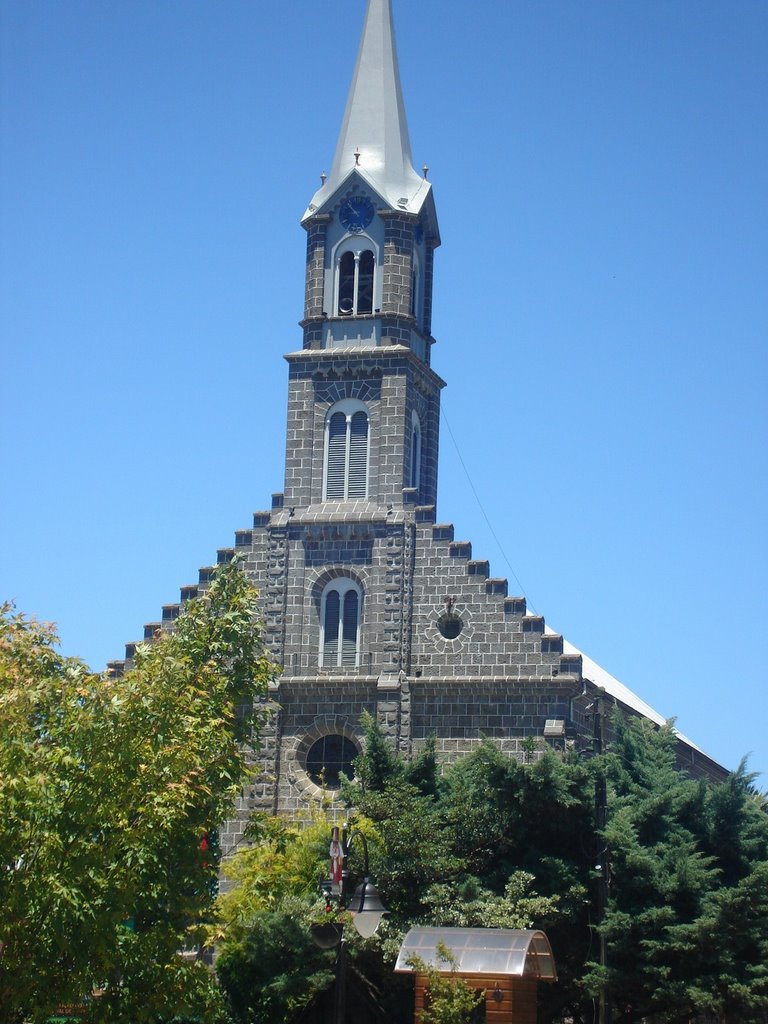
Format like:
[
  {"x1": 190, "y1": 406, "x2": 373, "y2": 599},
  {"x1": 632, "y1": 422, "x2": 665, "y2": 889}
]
[
  {"x1": 288, "y1": 0, "x2": 442, "y2": 516},
  {"x1": 256, "y1": 0, "x2": 449, "y2": 819},
  {"x1": 110, "y1": 0, "x2": 725, "y2": 844}
]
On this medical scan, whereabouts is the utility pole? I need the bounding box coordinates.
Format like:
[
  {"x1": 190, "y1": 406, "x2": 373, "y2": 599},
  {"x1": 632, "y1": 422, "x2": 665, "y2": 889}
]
[
  {"x1": 333, "y1": 933, "x2": 348, "y2": 1024},
  {"x1": 593, "y1": 692, "x2": 610, "y2": 1024}
]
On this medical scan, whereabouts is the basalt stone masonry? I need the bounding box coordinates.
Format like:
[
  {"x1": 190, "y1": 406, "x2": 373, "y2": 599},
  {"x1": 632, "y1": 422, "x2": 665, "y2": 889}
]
[{"x1": 107, "y1": 0, "x2": 725, "y2": 849}]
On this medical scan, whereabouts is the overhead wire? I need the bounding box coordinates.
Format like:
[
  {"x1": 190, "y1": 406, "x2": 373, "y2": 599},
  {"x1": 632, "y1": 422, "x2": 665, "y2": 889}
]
[{"x1": 440, "y1": 402, "x2": 539, "y2": 617}]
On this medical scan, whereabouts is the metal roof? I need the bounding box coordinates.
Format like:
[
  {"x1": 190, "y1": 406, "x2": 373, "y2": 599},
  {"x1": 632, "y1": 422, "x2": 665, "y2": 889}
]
[
  {"x1": 548, "y1": 626, "x2": 705, "y2": 755},
  {"x1": 303, "y1": 0, "x2": 431, "y2": 220},
  {"x1": 394, "y1": 927, "x2": 558, "y2": 981}
]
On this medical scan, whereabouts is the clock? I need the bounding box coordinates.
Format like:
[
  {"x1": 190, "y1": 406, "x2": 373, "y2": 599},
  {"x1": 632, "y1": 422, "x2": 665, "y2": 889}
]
[{"x1": 340, "y1": 195, "x2": 374, "y2": 233}]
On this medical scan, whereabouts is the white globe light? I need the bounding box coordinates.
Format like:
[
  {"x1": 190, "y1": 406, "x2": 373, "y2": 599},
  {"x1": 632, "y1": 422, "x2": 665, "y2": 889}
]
[
  {"x1": 352, "y1": 908, "x2": 384, "y2": 938},
  {"x1": 350, "y1": 878, "x2": 388, "y2": 938}
]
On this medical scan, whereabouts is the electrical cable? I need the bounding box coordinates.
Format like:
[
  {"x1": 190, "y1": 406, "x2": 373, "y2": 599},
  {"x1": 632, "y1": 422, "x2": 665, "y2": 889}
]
[{"x1": 440, "y1": 402, "x2": 539, "y2": 615}]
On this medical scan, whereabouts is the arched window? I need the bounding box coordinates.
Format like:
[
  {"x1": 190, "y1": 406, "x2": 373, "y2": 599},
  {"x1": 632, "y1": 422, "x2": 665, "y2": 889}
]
[
  {"x1": 320, "y1": 578, "x2": 361, "y2": 668},
  {"x1": 324, "y1": 399, "x2": 369, "y2": 500},
  {"x1": 409, "y1": 411, "x2": 422, "y2": 491},
  {"x1": 337, "y1": 249, "x2": 375, "y2": 316}
]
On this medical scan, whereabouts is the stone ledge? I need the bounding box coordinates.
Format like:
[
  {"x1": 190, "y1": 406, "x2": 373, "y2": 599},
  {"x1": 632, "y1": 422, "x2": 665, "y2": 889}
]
[
  {"x1": 486, "y1": 578, "x2": 508, "y2": 596},
  {"x1": 280, "y1": 675, "x2": 380, "y2": 686},
  {"x1": 405, "y1": 676, "x2": 582, "y2": 690},
  {"x1": 283, "y1": 344, "x2": 447, "y2": 389},
  {"x1": 290, "y1": 502, "x2": 403, "y2": 524},
  {"x1": 449, "y1": 541, "x2": 472, "y2": 559}
]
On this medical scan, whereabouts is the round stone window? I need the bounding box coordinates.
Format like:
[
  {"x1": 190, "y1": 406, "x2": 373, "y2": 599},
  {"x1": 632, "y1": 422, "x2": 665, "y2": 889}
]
[
  {"x1": 305, "y1": 735, "x2": 358, "y2": 788},
  {"x1": 437, "y1": 611, "x2": 463, "y2": 640}
]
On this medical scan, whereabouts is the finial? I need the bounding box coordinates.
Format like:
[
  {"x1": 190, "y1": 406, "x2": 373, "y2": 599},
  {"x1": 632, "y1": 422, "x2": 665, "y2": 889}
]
[
  {"x1": 320, "y1": 170, "x2": 327, "y2": 185},
  {"x1": 354, "y1": 147, "x2": 361, "y2": 166},
  {"x1": 422, "y1": 163, "x2": 429, "y2": 179}
]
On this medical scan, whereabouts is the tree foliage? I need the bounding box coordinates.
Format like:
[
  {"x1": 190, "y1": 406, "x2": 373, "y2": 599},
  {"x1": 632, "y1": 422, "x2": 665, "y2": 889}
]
[
  {"x1": 0, "y1": 560, "x2": 275, "y2": 1023},
  {"x1": 219, "y1": 713, "x2": 768, "y2": 1024},
  {"x1": 213, "y1": 811, "x2": 394, "y2": 1023},
  {"x1": 406, "y1": 942, "x2": 483, "y2": 1024},
  {"x1": 582, "y1": 712, "x2": 768, "y2": 1023},
  {"x1": 218, "y1": 718, "x2": 593, "y2": 1023}
]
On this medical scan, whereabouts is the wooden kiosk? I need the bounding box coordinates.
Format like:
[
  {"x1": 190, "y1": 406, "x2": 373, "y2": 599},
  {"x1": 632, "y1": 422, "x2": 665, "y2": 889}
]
[{"x1": 395, "y1": 927, "x2": 558, "y2": 1024}]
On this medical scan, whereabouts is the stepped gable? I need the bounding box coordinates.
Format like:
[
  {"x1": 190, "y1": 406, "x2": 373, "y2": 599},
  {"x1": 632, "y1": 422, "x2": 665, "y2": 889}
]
[
  {"x1": 108, "y1": 494, "x2": 723, "y2": 840},
  {"x1": 109, "y1": 0, "x2": 725, "y2": 832}
]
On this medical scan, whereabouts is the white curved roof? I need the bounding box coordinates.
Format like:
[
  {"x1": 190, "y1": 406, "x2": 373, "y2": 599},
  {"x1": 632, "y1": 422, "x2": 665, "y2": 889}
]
[{"x1": 395, "y1": 927, "x2": 557, "y2": 981}]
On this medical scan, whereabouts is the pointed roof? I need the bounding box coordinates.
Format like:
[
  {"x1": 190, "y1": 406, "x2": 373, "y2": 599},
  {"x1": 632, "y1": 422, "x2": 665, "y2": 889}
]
[{"x1": 303, "y1": 0, "x2": 430, "y2": 220}]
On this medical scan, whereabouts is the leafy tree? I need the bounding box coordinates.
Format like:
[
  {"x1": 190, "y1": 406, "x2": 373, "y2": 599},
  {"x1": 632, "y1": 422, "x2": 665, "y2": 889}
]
[
  {"x1": 216, "y1": 711, "x2": 768, "y2": 1024},
  {"x1": 213, "y1": 815, "x2": 342, "y2": 1023},
  {"x1": 424, "y1": 871, "x2": 559, "y2": 929},
  {"x1": 402, "y1": 735, "x2": 440, "y2": 799},
  {"x1": 406, "y1": 942, "x2": 483, "y2": 1024},
  {"x1": 216, "y1": 897, "x2": 336, "y2": 1024},
  {"x1": 0, "y1": 559, "x2": 275, "y2": 1023}
]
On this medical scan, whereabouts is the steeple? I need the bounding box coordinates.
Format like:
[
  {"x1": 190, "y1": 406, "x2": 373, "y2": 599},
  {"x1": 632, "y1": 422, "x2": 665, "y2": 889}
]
[
  {"x1": 303, "y1": 0, "x2": 431, "y2": 219},
  {"x1": 290, "y1": 0, "x2": 443, "y2": 519}
]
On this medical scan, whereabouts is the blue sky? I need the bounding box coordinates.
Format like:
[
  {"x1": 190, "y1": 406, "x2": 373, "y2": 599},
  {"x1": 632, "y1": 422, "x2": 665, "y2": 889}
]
[{"x1": 1, "y1": 0, "x2": 766, "y2": 781}]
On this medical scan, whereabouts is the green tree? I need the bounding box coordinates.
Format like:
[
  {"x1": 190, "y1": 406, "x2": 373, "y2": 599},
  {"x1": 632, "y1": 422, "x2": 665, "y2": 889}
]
[
  {"x1": 217, "y1": 717, "x2": 588, "y2": 1023},
  {"x1": 407, "y1": 942, "x2": 483, "y2": 1024},
  {"x1": 0, "y1": 559, "x2": 275, "y2": 1023},
  {"x1": 216, "y1": 897, "x2": 336, "y2": 1024},
  {"x1": 215, "y1": 712, "x2": 768, "y2": 1024},
  {"x1": 353, "y1": 710, "x2": 403, "y2": 792},
  {"x1": 214, "y1": 814, "x2": 372, "y2": 1024},
  {"x1": 583, "y1": 713, "x2": 768, "y2": 1023}
]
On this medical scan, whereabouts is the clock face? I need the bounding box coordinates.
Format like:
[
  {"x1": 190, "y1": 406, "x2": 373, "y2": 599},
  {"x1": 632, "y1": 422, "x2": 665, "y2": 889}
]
[{"x1": 340, "y1": 196, "x2": 374, "y2": 233}]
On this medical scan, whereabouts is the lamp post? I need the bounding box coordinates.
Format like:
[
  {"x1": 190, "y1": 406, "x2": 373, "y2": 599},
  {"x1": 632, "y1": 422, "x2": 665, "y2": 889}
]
[{"x1": 313, "y1": 823, "x2": 389, "y2": 1024}]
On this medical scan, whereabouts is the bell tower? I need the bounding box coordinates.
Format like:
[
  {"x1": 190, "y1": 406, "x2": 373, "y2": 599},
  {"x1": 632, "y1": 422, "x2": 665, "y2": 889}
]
[{"x1": 283, "y1": 0, "x2": 443, "y2": 515}]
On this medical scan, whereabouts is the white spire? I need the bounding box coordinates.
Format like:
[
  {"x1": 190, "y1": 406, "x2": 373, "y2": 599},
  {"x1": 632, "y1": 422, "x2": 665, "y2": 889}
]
[{"x1": 304, "y1": 0, "x2": 429, "y2": 219}]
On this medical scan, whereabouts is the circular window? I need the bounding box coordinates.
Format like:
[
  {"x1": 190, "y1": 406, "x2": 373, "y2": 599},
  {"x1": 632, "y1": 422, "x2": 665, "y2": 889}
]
[
  {"x1": 437, "y1": 611, "x2": 463, "y2": 640},
  {"x1": 305, "y1": 735, "x2": 358, "y2": 788}
]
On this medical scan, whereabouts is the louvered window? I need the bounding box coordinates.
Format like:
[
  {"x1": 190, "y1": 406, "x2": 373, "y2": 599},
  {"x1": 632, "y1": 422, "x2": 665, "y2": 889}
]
[
  {"x1": 322, "y1": 590, "x2": 340, "y2": 667},
  {"x1": 320, "y1": 580, "x2": 361, "y2": 668},
  {"x1": 324, "y1": 401, "x2": 369, "y2": 501},
  {"x1": 410, "y1": 253, "x2": 420, "y2": 319},
  {"x1": 337, "y1": 249, "x2": 375, "y2": 316},
  {"x1": 410, "y1": 413, "x2": 422, "y2": 491},
  {"x1": 341, "y1": 590, "x2": 359, "y2": 666},
  {"x1": 347, "y1": 412, "x2": 368, "y2": 497},
  {"x1": 326, "y1": 412, "x2": 347, "y2": 500}
]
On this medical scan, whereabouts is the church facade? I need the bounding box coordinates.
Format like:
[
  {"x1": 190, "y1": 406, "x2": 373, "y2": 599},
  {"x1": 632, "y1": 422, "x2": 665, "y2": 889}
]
[{"x1": 108, "y1": 0, "x2": 724, "y2": 850}]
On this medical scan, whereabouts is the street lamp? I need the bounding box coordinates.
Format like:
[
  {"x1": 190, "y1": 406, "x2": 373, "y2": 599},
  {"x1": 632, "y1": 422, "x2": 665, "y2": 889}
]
[
  {"x1": 347, "y1": 873, "x2": 388, "y2": 937},
  {"x1": 313, "y1": 823, "x2": 389, "y2": 1024}
]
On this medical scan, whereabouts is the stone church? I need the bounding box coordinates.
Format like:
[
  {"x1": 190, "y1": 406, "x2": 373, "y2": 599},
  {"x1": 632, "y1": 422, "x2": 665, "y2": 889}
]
[{"x1": 108, "y1": 0, "x2": 724, "y2": 846}]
